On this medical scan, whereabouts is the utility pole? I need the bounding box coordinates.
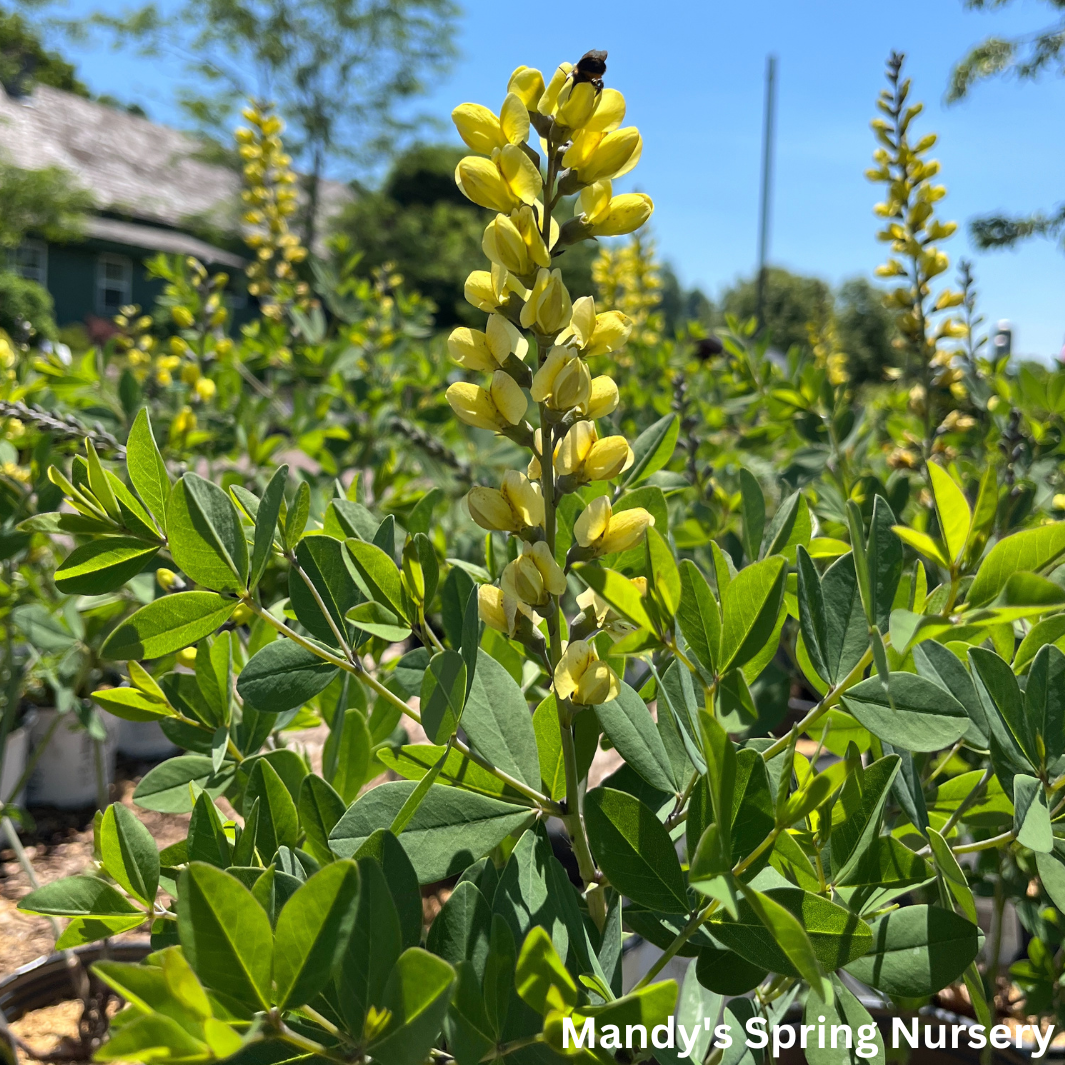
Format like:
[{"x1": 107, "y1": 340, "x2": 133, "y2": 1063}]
[{"x1": 755, "y1": 54, "x2": 777, "y2": 330}]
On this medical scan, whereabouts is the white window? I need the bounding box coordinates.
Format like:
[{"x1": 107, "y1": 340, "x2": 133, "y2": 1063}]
[
  {"x1": 12, "y1": 240, "x2": 47, "y2": 286},
  {"x1": 96, "y1": 254, "x2": 133, "y2": 315}
]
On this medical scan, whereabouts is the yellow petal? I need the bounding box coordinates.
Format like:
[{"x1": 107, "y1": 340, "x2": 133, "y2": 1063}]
[
  {"x1": 574, "y1": 495, "x2": 611, "y2": 548},
  {"x1": 531, "y1": 346, "x2": 569, "y2": 403},
  {"x1": 478, "y1": 584, "x2": 509, "y2": 632},
  {"x1": 464, "y1": 270, "x2": 501, "y2": 312},
  {"x1": 500, "y1": 470, "x2": 544, "y2": 528},
  {"x1": 556, "y1": 80, "x2": 597, "y2": 129},
  {"x1": 508, "y1": 66, "x2": 546, "y2": 109},
  {"x1": 498, "y1": 144, "x2": 542, "y2": 205},
  {"x1": 486, "y1": 313, "x2": 527, "y2": 363},
  {"x1": 537, "y1": 63, "x2": 572, "y2": 115},
  {"x1": 590, "y1": 193, "x2": 654, "y2": 237},
  {"x1": 456, "y1": 156, "x2": 520, "y2": 213},
  {"x1": 553, "y1": 638, "x2": 595, "y2": 700},
  {"x1": 501, "y1": 555, "x2": 545, "y2": 605},
  {"x1": 585, "y1": 311, "x2": 633, "y2": 358},
  {"x1": 448, "y1": 327, "x2": 496, "y2": 371},
  {"x1": 551, "y1": 356, "x2": 591, "y2": 411},
  {"x1": 467, "y1": 486, "x2": 519, "y2": 532},
  {"x1": 578, "y1": 181, "x2": 613, "y2": 225},
  {"x1": 499, "y1": 91, "x2": 531, "y2": 146},
  {"x1": 583, "y1": 376, "x2": 619, "y2": 419},
  {"x1": 574, "y1": 660, "x2": 619, "y2": 705},
  {"x1": 482, "y1": 214, "x2": 529, "y2": 274},
  {"x1": 576, "y1": 127, "x2": 642, "y2": 183},
  {"x1": 529, "y1": 540, "x2": 567, "y2": 596},
  {"x1": 452, "y1": 104, "x2": 506, "y2": 155},
  {"x1": 584, "y1": 436, "x2": 634, "y2": 481},
  {"x1": 585, "y1": 88, "x2": 626, "y2": 133},
  {"x1": 568, "y1": 296, "x2": 597, "y2": 348},
  {"x1": 489, "y1": 370, "x2": 528, "y2": 425},
  {"x1": 599, "y1": 507, "x2": 654, "y2": 554},
  {"x1": 556, "y1": 420, "x2": 597, "y2": 476},
  {"x1": 447, "y1": 382, "x2": 503, "y2": 430}
]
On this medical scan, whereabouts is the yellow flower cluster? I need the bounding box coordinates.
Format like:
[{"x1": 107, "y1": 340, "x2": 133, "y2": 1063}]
[
  {"x1": 448, "y1": 53, "x2": 657, "y2": 706},
  {"x1": 237, "y1": 101, "x2": 314, "y2": 321},
  {"x1": 592, "y1": 233, "x2": 663, "y2": 352}
]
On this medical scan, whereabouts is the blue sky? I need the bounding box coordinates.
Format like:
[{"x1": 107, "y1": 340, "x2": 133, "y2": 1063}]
[{"x1": 34, "y1": 0, "x2": 1065, "y2": 357}]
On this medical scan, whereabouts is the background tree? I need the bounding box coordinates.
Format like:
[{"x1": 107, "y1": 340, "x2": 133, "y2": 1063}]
[
  {"x1": 0, "y1": 5, "x2": 87, "y2": 97},
  {"x1": 949, "y1": 0, "x2": 1065, "y2": 252},
  {"x1": 720, "y1": 266, "x2": 833, "y2": 353},
  {"x1": 834, "y1": 276, "x2": 900, "y2": 382},
  {"x1": 56, "y1": 0, "x2": 459, "y2": 248}
]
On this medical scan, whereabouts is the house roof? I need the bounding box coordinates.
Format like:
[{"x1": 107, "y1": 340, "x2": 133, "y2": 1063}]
[
  {"x1": 86, "y1": 217, "x2": 247, "y2": 268},
  {"x1": 0, "y1": 84, "x2": 349, "y2": 254}
]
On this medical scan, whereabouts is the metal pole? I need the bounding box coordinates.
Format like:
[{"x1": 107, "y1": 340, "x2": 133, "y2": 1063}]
[{"x1": 755, "y1": 54, "x2": 777, "y2": 330}]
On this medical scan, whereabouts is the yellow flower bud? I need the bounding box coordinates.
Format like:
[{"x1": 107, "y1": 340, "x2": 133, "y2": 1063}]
[
  {"x1": 578, "y1": 181, "x2": 613, "y2": 226},
  {"x1": 172, "y1": 306, "x2": 195, "y2": 328},
  {"x1": 452, "y1": 103, "x2": 506, "y2": 154},
  {"x1": 176, "y1": 646, "x2": 197, "y2": 666},
  {"x1": 520, "y1": 268, "x2": 572, "y2": 335},
  {"x1": 584, "y1": 436, "x2": 634, "y2": 481},
  {"x1": 582, "y1": 376, "x2": 619, "y2": 419},
  {"x1": 1054, "y1": 494, "x2": 1065, "y2": 511},
  {"x1": 556, "y1": 420, "x2": 597, "y2": 477},
  {"x1": 585, "y1": 88, "x2": 626, "y2": 133},
  {"x1": 448, "y1": 328, "x2": 496, "y2": 372},
  {"x1": 446, "y1": 370, "x2": 527, "y2": 431},
  {"x1": 555, "y1": 80, "x2": 597, "y2": 129},
  {"x1": 467, "y1": 486, "x2": 521, "y2": 531},
  {"x1": 465, "y1": 269, "x2": 503, "y2": 312},
  {"x1": 508, "y1": 66, "x2": 545, "y2": 108},
  {"x1": 501, "y1": 541, "x2": 566, "y2": 606},
  {"x1": 156, "y1": 369, "x2": 173, "y2": 387},
  {"x1": 574, "y1": 496, "x2": 654, "y2": 556},
  {"x1": 483, "y1": 214, "x2": 531, "y2": 274},
  {"x1": 456, "y1": 156, "x2": 521, "y2": 213},
  {"x1": 566, "y1": 127, "x2": 643, "y2": 184},
  {"x1": 156, "y1": 567, "x2": 178, "y2": 590},
  {"x1": 531, "y1": 346, "x2": 590, "y2": 410},
  {"x1": 169, "y1": 335, "x2": 189, "y2": 356},
  {"x1": 501, "y1": 469, "x2": 545, "y2": 527},
  {"x1": 585, "y1": 311, "x2": 633, "y2": 358},
  {"x1": 499, "y1": 92, "x2": 531, "y2": 146},
  {"x1": 195, "y1": 377, "x2": 216, "y2": 402},
  {"x1": 510, "y1": 205, "x2": 551, "y2": 268},
  {"x1": 537, "y1": 63, "x2": 573, "y2": 115},
  {"x1": 588, "y1": 193, "x2": 654, "y2": 236},
  {"x1": 181, "y1": 362, "x2": 201, "y2": 385},
  {"x1": 553, "y1": 638, "x2": 619, "y2": 705},
  {"x1": 479, "y1": 583, "x2": 539, "y2": 638}
]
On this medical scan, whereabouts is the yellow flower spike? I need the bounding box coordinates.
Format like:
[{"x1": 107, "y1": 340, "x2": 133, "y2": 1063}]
[
  {"x1": 556, "y1": 421, "x2": 597, "y2": 477},
  {"x1": 574, "y1": 496, "x2": 654, "y2": 556},
  {"x1": 508, "y1": 66, "x2": 545, "y2": 108},
  {"x1": 585, "y1": 88, "x2": 626, "y2": 133},
  {"x1": 456, "y1": 156, "x2": 521, "y2": 213},
  {"x1": 537, "y1": 63, "x2": 573, "y2": 115},
  {"x1": 500, "y1": 469, "x2": 545, "y2": 527},
  {"x1": 448, "y1": 327, "x2": 498, "y2": 372},
  {"x1": 584, "y1": 436, "x2": 634, "y2": 481},
  {"x1": 452, "y1": 103, "x2": 506, "y2": 154},
  {"x1": 499, "y1": 92, "x2": 531, "y2": 145},
  {"x1": 510, "y1": 205, "x2": 552, "y2": 268},
  {"x1": 582, "y1": 376, "x2": 620, "y2": 419},
  {"x1": 556, "y1": 80, "x2": 597, "y2": 130},
  {"x1": 483, "y1": 214, "x2": 531, "y2": 274},
  {"x1": 489, "y1": 369, "x2": 528, "y2": 425},
  {"x1": 497, "y1": 144, "x2": 542, "y2": 204},
  {"x1": 569, "y1": 127, "x2": 643, "y2": 184},
  {"x1": 588, "y1": 193, "x2": 654, "y2": 237},
  {"x1": 467, "y1": 486, "x2": 519, "y2": 531},
  {"x1": 520, "y1": 268, "x2": 572, "y2": 335},
  {"x1": 585, "y1": 311, "x2": 633, "y2": 358}
]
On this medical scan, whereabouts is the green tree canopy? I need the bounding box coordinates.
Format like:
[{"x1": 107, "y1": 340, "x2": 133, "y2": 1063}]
[
  {"x1": 720, "y1": 266, "x2": 832, "y2": 354},
  {"x1": 0, "y1": 5, "x2": 87, "y2": 97},
  {"x1": 0, "y1": 158, "x2": 93, "y2": 248}
]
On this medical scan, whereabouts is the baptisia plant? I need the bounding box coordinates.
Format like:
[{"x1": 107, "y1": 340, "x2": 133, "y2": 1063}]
[{"x1": 20, "y1": 50, "x2": 1065, "y2": 1065}]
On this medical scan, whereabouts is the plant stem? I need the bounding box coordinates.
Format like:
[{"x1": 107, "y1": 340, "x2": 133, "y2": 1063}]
[{"x1": 952, "y1": 829, "x2": 1013, "y2": 855}]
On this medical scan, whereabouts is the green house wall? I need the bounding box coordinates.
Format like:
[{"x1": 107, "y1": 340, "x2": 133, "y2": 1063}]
[{"x1": 47, "y1": 240, "x2": 167, "y2": 325}]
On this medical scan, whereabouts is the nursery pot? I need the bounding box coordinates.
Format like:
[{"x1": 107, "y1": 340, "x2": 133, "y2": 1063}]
[
  {"x1": 114, "y1": 717, "x2": 178, "y2": 761},
  {"x1": 26, "y1": 710, "x2": 118, "y2": 809},
  {"x1": 0, "y1": 722, "x2": 30, "y2": 808}
]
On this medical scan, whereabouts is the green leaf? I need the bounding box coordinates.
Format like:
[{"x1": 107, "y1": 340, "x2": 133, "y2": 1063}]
[
  {"x1": 274, "y1": 860, "x2": 360, "y2": 1008},
  {"x1": 845, "y1": 904, "x2": 980, "y2": 996},
  {"x1": 968, "y1": 522, "x2": 1065, "y2": 607},
  {"x1": 20, "y1": 875, "x2": 142, "y2": 918},
  {"x1": 95, "y1": 1013, "x2": 209, "y2": 1063},
  {"x1": 168, "y1": 474, "x2": 249, "y2": 592},
  {"x1": 594, "y1": 681, "x2": 675, "y2": 794},
  {"x1": 1014, "y1": 773, "x2": 1053, "y2": 853},
  {"x1": 92, "y1": 686, "x2": 174, "y2": 723},
  {"x1": 299, "y1": 774, "x2": 347, "y2": 866},
  {"x1": 913, "y1": 639, "x2": 988, "y2": 748},
  {"x1": 1015, "y1": 614, "x2": 1065, "y2": 672},
  {"x1": 426, "y1": 880, "x2": 492, "y2": 978},
  {"x1": 574, "y1": 563, "x2": 654, "y2": 632},
  {"x1": 763, "y1": 492, "x2": 812, "y2": 562},
  {"x1": 99, "y1": 802, "x2": 159, "y2": 906},
  {"x1": 515, "y1": 925, "x2": 578, "y2": 1015},
  {"x1": 622, "y1": 413, "x2": 678, "y2": 488},
  {"x1": 710, "y1": 887, "x2": 871, "y2": 977},
  {"x1": 133, "y1": 755, "x2": 232, "y2": 814},
  {"x1": 1036, "y1": 851, "x2": 1065, "y2": 912},
  {"x1": 285, "y1": 480, "x2": 311, "y2": 551},
  {"x1": 291, "y1": 534, "x2": 363, "y2": 646},
  {"x1": 829, "y1": 756, "x2": 900, "y2": 884},
  {"x1": 646, "y1": 526, "x2": 680, "y2": 617},
  {"x1": 177, "y1": 862, "x2": 274, "y2": 1010},
  {"x1": 969, "y1": 647, "x2": 1038, "y2": 781},
  {"x1": 805, "y1": 975, "x2": 885, "y2": 1065},
  {"x1": 927, "y1": 462, "x2": 971, "y2": 564},
  {"x1": 102, "y1": 592, "x2": 237, "y2": 660},
  {"x1": 695, "y1": 945, "x2": 766, "y2": 996},
  {"x1": 583, "y1": 787, "x2": 688, "y2": 913},
  {"x1": 461, "y1": 649, "x2": 539, "y2": 789},
  {"x1": 739, "y1": 468, "x2": 765, "y2": 562},
  {"x1": 329, "y1": 781, "x2": 534, "y2": 884},
  {"x1": 376, "y1": 744, "x2": 514, "y2": 802},
  {"x1": 188, "y1": 791, "x2": 232, "y2": 869},
  {"x1": 532, "y1": 695, "x2": 567, "y2": 802},
  {"x1": 865, "y1": 496, "x2": 902, "y2": 632},
  {"x1": 347, "y1": 601, "x2": 412, "y2": 642},
  {"x1": 677, "y1": 559, "x2": 720, "y2": 675},
  {"x1": 250, "y1": 464, "x2": 287, "y2": 589},
  {"x1": 55, "y1": 537, "x2": 158, "y2": 595},
  {"x1": 927, "y1": 828, "x2": 978, "y2": 923},
  {"x1": 246, "y1": 758, "x2": 299, "y2": 861},
  {"x1": 893, "y1": 526, "x2": 951, "y2": 569},
  {"x1": 55, "y1": 915, "x2": 146, "y2": 948},
  {"x1": 841, "y1": 672, "x2": 969, "y2": 752},
  {"x1": 420, "y1": 650, "x2": 467, "y2": 744},
  {"x1": 367, "y1": 949, "x2": 455, "y2": 1065},
  {"x1": 237, "y1": 639, "x2": 339, "y2": 713},
  {"x1": 346, "y1": 538, "x2": 409, "y2": 622},
  {"x1": 719, "y1": 555, "x2": 786, "y2": 674},
  {"x1": 1025, "y1": 644, "x2": 1065, "y2": 763},
  {"x1": 338, "y1": 855, "x2": 403, "y2": 1033},
  {"x1": 126, "y1": 408, "x2": 170, "y2": 531},
  {"x1": 352, "y1": 829, "x2": 422, "y2": 950}
]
